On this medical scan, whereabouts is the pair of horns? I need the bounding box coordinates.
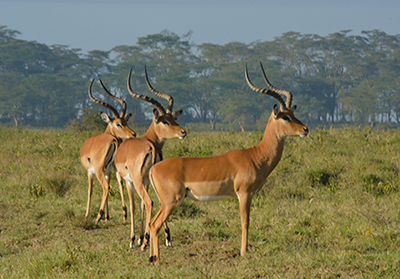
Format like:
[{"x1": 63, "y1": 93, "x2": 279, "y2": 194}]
[
  {"x1": 126, "y1": 66, "x2": 175, "y2": 115},
  {"x1": 245, "y1": 62, "x2": 292, "y2": 111},
  {"x1": 126, "y1": 67, "x2": 171, "y2": 115},
  {"x1": 88, "y1": 78, "x2": 127, "y2": 119},
  {"x1": 88, "y1": 66, "x2": 175, "y2": 117}
]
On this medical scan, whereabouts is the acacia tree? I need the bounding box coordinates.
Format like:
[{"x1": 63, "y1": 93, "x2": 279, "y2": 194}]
[
  {"x1": 0, "y1": 27, "x2": 91, "y2": 127},
  {"x1": 195, "y1": 42, "x2": 259, "y2": 130},
  {"x1": 109, "y1": 31, "x2": 198, "y2": 126},
  {"x1": 365, "y1": 30, "x2": 400, "y2": 126},
  {"x1": 1, "y1": 26, "x2": 400, "y2": 129}
]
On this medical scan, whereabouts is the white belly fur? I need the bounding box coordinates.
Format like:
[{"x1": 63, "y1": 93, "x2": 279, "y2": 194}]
[{"x1": 186, "y1": 189, "x2": 233, "y2": 202}]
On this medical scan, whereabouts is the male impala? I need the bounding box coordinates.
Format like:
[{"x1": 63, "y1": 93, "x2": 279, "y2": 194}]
[
  {"x1": 114, "y1": 66, "x2": 186, "y2": 249},
  {"x1": 80, "y1": 79, "x2": 136, "y2": 224},
  {"x1": 147, "y1": 63, "x2": 309, "y2": 264}
]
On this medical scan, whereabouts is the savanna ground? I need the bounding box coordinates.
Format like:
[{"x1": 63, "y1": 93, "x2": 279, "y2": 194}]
[{"x1": 1, "y1": 126, "x2": 400, "y2": 278}]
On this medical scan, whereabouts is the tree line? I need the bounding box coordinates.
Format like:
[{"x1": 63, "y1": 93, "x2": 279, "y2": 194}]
[{"x1": 1, "y1": 26, "x2": 399, "y2": 130}]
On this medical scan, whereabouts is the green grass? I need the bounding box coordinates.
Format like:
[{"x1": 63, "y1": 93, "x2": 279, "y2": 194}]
[{"x1": 1, "y1": 126, "x2": 400, "y2": 278}]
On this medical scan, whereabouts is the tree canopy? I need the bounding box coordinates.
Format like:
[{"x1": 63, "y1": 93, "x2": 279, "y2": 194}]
[{"x1": 1, "y1": 26, "x2": 399, "y2": 130}]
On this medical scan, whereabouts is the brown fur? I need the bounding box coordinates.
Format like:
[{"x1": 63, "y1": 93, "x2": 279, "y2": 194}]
[{"x1": 148, "y1": 107, "x2": 308, "y2": 264}]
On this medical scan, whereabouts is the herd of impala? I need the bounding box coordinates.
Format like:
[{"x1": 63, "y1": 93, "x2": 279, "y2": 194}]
[{"x1": 80, "y1": 63, "x2": 309, "y2": 265}]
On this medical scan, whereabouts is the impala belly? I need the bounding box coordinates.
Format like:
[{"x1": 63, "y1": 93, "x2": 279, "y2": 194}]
[
  {"x1": 186, "y1": 190, "x2": 233, "y2": 201},
  {"x1": 185, "y1": 179, "x2": 236, "y2": 202}
]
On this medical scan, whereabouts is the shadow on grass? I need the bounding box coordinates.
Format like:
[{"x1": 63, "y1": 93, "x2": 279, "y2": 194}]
[{"x1": 73, "y1": 218, "x2": 98, "y2": 231}]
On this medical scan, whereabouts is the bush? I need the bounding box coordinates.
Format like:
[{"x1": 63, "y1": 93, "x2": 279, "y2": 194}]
[
  {"x1": 65, "y1": 108, "x2": 107, "y2": 132},
  {"x1": 305, "y1": 167, "x2": 341, "y2": 191},
  {"x1": 362, "y1": 173, "x2": 398, "y2": 197},
  {"x1": 30, "y1": 171, "x2": 73, "y2": 198}
]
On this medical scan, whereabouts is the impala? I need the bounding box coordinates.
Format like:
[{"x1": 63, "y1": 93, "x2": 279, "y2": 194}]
[
  {"x1": 147, "y1": 63, "x2": 309, "y2": 264},
  {"x1": 80, "y1": 79, "x2": 136, "y2": 224},
  {"x1": 114, "y1": 66, "x2": 186, "y2": 249}
]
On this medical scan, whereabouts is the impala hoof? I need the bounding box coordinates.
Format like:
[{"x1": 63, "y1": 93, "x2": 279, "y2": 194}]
[
  {"x1": 130, "y1": 237, "x2": 135, "y2": 248},
  {"x1": 96, "y1": 209, "x2": 104, "y2": 224},
  {"x1": 137, "y1": 236, "x2": 144, "y2": 246},
  {"x1": 149, "y1": 256, "x2": 157, "y2": 265}
]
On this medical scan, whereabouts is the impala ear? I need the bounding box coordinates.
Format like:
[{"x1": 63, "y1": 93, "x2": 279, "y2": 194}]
[
  {"x1": 153, "y1": 109, "x2": 161, "y2": 123},
  {"x1": 125, "y1": 113, "x2": 132, "y2": 122},
  {"x1": 172, "y1": 110, "x2": 183, "y2": 120},
  {"x1": 273, "y1": 104, "x2": 279, "y2": 118},
  {"x1": 100, "y1": 112, "x2": 112, "y2": 124},
  {"x1": 291, "y1": 105, "x2": 297, "y2": 112}
]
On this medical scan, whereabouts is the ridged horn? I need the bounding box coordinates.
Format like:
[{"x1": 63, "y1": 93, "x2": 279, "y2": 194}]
[
  {"x1": 144, "y1": 65, "x2": 174, "y2": 114},
  {"x1": 88, "y1": 79, "x2": 119, "y2": 118},
  {"x1": 245, "y1": 64, "x2": 287, "y2": 111},
  {"x1": 259, "y1": 62, "x2": 292, "y2": 109},
  {"x1": 99, "y1": 79, "x2": 127, "y2": 118},
  {"x1": 127, "y1": 68, "x2": 166, "y2": 115}
]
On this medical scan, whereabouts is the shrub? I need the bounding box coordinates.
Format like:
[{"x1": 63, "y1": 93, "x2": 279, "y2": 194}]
[
  {"x1": 41, "y1": 171, "x2": 73, "y2": 198},
  {"x1": 362, "y1": 173, "x2": 398, "y2": 197},
  {"x1": 305, "y1": 167, "x2": 341, "y2": 191}
]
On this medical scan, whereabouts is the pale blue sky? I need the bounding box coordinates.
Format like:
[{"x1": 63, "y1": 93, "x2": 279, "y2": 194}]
[{"x1": 1, "y1": 0, "x2": 399, "y2": 53}]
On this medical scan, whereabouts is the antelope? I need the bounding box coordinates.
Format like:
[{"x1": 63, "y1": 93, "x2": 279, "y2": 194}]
[
  {"x1": 114, "y1": 66, "x2": 186, "y2": 249},
  {"x1": 147, "y1": 63, "x2": 309, "y2": 264},
  {"x1": 80, "y1": 79, "x2": 136, "y2": 224}
]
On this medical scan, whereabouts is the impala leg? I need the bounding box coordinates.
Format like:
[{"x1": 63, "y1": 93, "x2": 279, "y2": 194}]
[
  {"x1": 105, "y1": 195, "x2": 109, "y2": 221},
  {"x1": 126, "y1": 180, "x2": 136, "y2": 248},
  {"x1": 138, "y1": 199, "x2": 146, "y2": 246},
  {"x1": 85, "y1": 171, "x2": 94, "y2": 219},
  {"x1": 163, "y1": 221, "x2": 171, "y2": 247},
  {"x1": 95, "y1": 171, "x2": 109, "y2": 224},
  {"x1": 105, "y1": 174, "x2": 111, "y2": 221},
  {"x1": 238, "y1": 192, "x2": 252, "y2": 256},
  {"x1": 116, "y1": 172, "x2": 127, "y2": 221},
  {"x1": 149, "y1": 208, "x2": 162, "y2": 265},
  {"x1": 149, "y1": 199, "x2": 182, "y2": 265},
  {"x1": 149, "y1": 208, "x2": 167, "y2": 265},
  {"x1": 133, "y1": 181, "x2": 153, "y2": 251},
  {"x1": 148, "y1": 171, "x2": 185, "y2": 265}
]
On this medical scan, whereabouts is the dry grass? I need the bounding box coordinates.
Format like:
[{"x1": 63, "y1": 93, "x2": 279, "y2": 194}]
[{"x1": 1, "y1": 126, "x2": 400, "y2": 278}]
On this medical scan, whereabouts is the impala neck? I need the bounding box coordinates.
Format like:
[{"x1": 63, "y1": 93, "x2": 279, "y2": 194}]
[
  {"x1": 104, "y1": 124, "x2": 123, "y2": 144},
  {"x1": 105, "y1": 124, "x2": 117, "y2": 137},
  {"x1": 253, "y1": 115, "x2": 286, "y2": 172},
  {"x1": 143, "y1": 122, "x2": 166, "y2": 150}
]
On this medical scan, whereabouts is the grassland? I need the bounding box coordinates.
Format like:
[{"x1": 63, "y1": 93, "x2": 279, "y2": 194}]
[{"x1": 1, "y1": 126, "x2": 400, "y2": 278}]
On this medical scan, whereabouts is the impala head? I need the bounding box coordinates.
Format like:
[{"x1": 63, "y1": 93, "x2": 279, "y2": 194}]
[
  {"x1": 270, "y1": 104, "x2": 308, "y2": 138},
  {"x1": 245, "y1": 62, "x2": 309, "y2": 138},
  {"x1": 126, "y1": 67, "x2": 186, "y2": 140},
  {"x1": 88, "y1": 79, "x2": 136, "y2": 140},
  {"x1": 151, "y1": 107, "x2": 186, "y2": 139}
]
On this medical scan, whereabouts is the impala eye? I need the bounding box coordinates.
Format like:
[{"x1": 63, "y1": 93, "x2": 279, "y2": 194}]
[
  {"x1": 116, "y1": 123, "x2": 123, "y2": 128},
  {"x1": 162, "y1": 120, "x2": 170, "y2": 125},
  {"x1": 282, "y1": 115, "x2": 292, "y2": 122}
]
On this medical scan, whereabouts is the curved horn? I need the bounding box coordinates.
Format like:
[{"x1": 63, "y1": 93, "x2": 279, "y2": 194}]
[
  {"x1": 127, "y1": 68, "x2": 166, "y2": 115},
  {"x1": 245, "y1": 64, "x2": 287, "y2": 111},
  {"x1": 144, "y1": 65, "x2": 174, "y2": 114},
  {"x1": 259, "y1": 62, "x2": 292, "y2": 109},
  {"x1": 88, "y1": 79, "x2": 119, "y2": 118},
  {"x1": 99, "y1": 79, "x2": 127, "y2": 118}
]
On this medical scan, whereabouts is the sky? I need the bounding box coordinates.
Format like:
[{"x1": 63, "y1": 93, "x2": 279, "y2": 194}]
[{"x1": 1, "y1": 0, "x2": 400, "y2": 53}]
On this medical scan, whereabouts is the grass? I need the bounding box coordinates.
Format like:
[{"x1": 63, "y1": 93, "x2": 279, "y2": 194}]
[{"x1": 1, "y1": 126, "x2": 400, "y2": 278}]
